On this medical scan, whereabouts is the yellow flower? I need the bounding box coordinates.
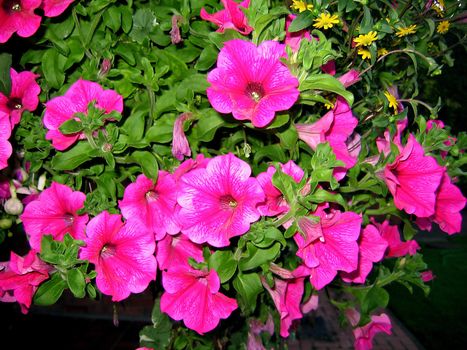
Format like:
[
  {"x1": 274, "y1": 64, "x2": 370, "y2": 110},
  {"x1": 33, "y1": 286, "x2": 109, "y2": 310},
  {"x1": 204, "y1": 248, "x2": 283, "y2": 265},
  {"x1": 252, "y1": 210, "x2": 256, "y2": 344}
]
[
  {"x1": 432, "y1": 0, "x2": 445, "y2": 17},
  {"x1": 377, "y1": 48, "x2": 389, "y2": 57},
  {"x1": 313, "y1": 13, "x2": 340, "y2": 30},
  {"x1": 354, "y1": 31, "x2": 378, "y2": 47},
  {"x1": 437, "y1": 21, "x2": 449, "y2": 34},
  {"x1": 395, "y1": 25, "x2": 417, "y2": 37},
  {"x1": 358, "y1": 48, "x2": 371, "y2": 60},
  {"x1": 384, "y1": 91, "x2": 398, "y2": 114},
  {"x1": 290, "y1": 0, "x2": 313, "y2": 12}
]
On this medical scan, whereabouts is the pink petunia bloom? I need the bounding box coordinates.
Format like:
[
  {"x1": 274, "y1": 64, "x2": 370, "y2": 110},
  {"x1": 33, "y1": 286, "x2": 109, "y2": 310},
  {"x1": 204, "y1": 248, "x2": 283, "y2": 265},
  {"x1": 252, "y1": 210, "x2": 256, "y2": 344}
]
[
  {"x1": 256, "y1": 160, "x2": 304, "y2": 216},
  {"x1": 261, "y1": 276, "x2": 304, "y2": 338},
  {"x1": 20, "y1": 182, "x2": 89, "y2": 251},
  {"x1": 285, "y1": 14, "x2": 312, "y2": 52},
  {"x1": 341, "y1": 225, "x2": 388, "y2": 284},
  {"x1": 247, "y1": 314, "x2": 275, "y2": 350},
  {"x1": 119, "y1": 172, "x2": 180, "y2": 241},
  {"x1": 172, "y1": 112, "x2": 192, "y2": 160},
  {"x1": 207, "y1": 39, "x2": 299, "y2": 128},
  {"x1": 43, "y1": 79, "x2": 123, "y2": 151},
  {"x1": 177, "y1": 153, "x2": 264, "y2": 247},
  {"x1": 376, "y1": 220, "x2": 420, "y2": 258},
  {"x1": 156, "y1": 233, "x2": 204, "y2": 270},
  {"x1": 0, "y1": 0, "x2": 42, "y2": 43},
  {"x1": 173, "y1": 153, "x2": 210, "y2": 181},
  {"x1": 346, "y1": 308, "x2": 392, "y2": 350},
  {"x1": 420, "y1": 270, "x2": 435, "y2": 282},
  {"x1": 294, "y1": 209, "x2": 362, "y2": 290},
  {"x1": 383, "y1": 134, "x2": 444, "y2": 218},
  {"x1": 376, "y1": 118, "x2": 407, "y2": 156},
  {"x1": 296, "y1": 97, "x2": 359, "y2": 180},
  {"x1": 416, "y1": 172, "x2": 466, "y2": 235},
  {"x1": 41, "y1": 0, "x2": 74, "y2": 17},
  {"x1": 321, "y1": 61, "x2": 336, "y2": 75},
  {"x1": 0, "y1": 250, "x2": 50, "y2": 314},
  {"x1": 79, "y1": 211, "x2": 157, "y2": 302},
  {"x1": 0, "y1": 112, "x2": 12, "y2": 170},
  {"x1": 160, "y1": 266, "x2": 237, "y2": 334},
  {"x1": 337, "y1": 69, "x2": 361, "y2": 88},
  {"x1": 200, "y1": 0, "x2": 253, "y2": 35},
  {"x1": 0, "y1": 68, "x2": 40, "y2": 128}
]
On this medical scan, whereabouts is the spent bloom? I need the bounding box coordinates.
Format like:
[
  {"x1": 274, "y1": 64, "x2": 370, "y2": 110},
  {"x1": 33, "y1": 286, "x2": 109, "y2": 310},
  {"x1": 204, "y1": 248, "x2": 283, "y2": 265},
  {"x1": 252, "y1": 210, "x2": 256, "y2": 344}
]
[
  {"x1": 0, "y1": 0, "x2": 42, "y2": 43},
  {"x1": 172, "y1": 112, "x2": 192, "y2": 160},
  {"x1": 200, "y1": 0, "x2": 253, "y2": 35},
  {"x1": 79, "y1": 211, "x2": 157, "y2": 302},
  {"x1": 207, "y1": 39, "x2": 299, "y2": 128},
  {"x1": 395, "y1": 24, "x2": 417, "y2": 37},
  {"x1": 437, "y1": 20, "x2": 449, "y2": 34},
  {"x1": 21, "y1": 182, "x2": 89, "y2": 251},
  {"x1": 346, "y1": 308, "x2": 392, "y2": 350},
  {"x1": 313, "y1": 13, "x2": 340, "y2": 30},
  {"x1": 354, "y1": 31, "x2": 378, "y2": 47},
  {"x1": 177, "y1": 153, "x2": 264, "y2": 247},
  {"x1": 290, "y1": 0, "x2": 313, "y2": 12}
]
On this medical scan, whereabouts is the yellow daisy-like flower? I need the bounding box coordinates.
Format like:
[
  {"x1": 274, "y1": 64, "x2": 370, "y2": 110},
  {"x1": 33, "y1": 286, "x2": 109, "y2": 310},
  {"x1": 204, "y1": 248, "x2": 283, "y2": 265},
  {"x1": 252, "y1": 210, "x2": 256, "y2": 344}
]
[
  {"x1": 432, "y1": 0, "x2": 445, "y2": 17},
  {"x1": 384, "y1": 91, "x2": 399, "y2": 114},
  {"x1": 290, "y1": 0, "x2": 313, "y2": 13},
  {"x1": 377, "y1": 48, "x2": 389, "y2": 57},
  {"x1": 437, "y1": 21, "x2": 450, "y2": 34},
  {"x1": 358, "y1": 48, "x2": 371, "y2": 60},
  {"x1": 395, "y1": 25, "x2": 417, "y2": 37},
  {"x1": 354, "y1": 31, "x2": 378, "y2": 47},
  {"x1": 313, "y1": 13, "x2": 340, "y2": 30}
]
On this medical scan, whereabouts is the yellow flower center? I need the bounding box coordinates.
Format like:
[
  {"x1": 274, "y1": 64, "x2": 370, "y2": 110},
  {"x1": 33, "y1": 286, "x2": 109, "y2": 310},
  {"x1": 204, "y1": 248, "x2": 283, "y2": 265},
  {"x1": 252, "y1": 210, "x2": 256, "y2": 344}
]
[{"x1": 245, "y1": 82, "x2": 265, "y2": 102}]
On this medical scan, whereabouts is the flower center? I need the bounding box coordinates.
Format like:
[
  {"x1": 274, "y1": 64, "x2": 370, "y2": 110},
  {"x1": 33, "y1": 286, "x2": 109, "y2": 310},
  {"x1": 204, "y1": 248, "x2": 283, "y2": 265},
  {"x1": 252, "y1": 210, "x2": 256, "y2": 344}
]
[
  {"x1": 245, "y1": 82, "x2": 265, "y2": 102},
  {"x1": 6, "y1": 97, "x2": 22, "y2": 111},
  {"x1": 146, "y1": 190, "x2": 159, "y2": 202},
  {"x1": 64, "y1": 214, "x2": 74, "y2": 226},
  {"x1": 100, "y1": 244, "x2": 116, "y2": 259},
  {"x1": 2, "y1": 1, "x2": 21, "y2": 13},
  {"x1": 220, "y1": 194, "x2": 238, "y2": 209}
]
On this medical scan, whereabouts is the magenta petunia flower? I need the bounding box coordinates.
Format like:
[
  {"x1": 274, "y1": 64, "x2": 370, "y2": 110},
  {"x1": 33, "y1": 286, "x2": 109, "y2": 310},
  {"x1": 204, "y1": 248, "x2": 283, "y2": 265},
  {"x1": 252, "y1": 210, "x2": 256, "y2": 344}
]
[
  {"x1": 341, "y1": 225, "x2": 388, "y2": 284},
  {"x1": 376, "y1": 118, "x2": 407, "y2": 156},
  {"x1": 43, "y1": 79, "x2": 123, "y2": 151},
  {"x1": 346, "y1": 308, "x2": 392, "y2": 350},
  {"x1": 173, "y1": 154, "x2": 210, "y2": 181},
  {"x1": 296, "y1": 97, "x2": 359, "y2": 180},
  {"x1": 20, "y1": 182, "x2": 89, "y2": 251},
  {"x1": 294, "y1": 209, "x2": 362, "y2": 290},
  {"x1": 41, "y1": 0, "x2": 74, "y2": 17},
  {"x1": 0, "y1": 250, "x2": 50, "y2": 314},
  {"x1": 119, "y1": 172, "x2": 180, "y2": 241},
  {"x1": 0, "y1": 111, "x2": 12, "y2": 170},
  {"x1": 177, "y1": 153, "x2": 264, "y2": 247},
  {"x1": 200, "y1": 0, "x2": 253, "y2": 35},
  {"x1": 261, "y1": 275, "x2": 304, "y2": 338},
  {"x1": 0, "y1": 68, "x2": 40, "y2": 128},
  {"x1": 285, "y1": 14, "x2": 312, "y2": 52},
  {"x1": 156, "y1": 233, "x2": 204, "y2": 270},
  {"x1": 79, "y1": 211, "x2": 157, "y2": 302},
  {"x1": 160, "y1": 266, "x2": 237, "y2": 334},
  {"x1": 256, "y1": 160, "x2": 304, "y2": 216},
  {"x1": 337, "y1": 69, "x2": 361, "y2": 88},
  {"x1": 0, "y1": 0, "x2": 42, "y2": 43},
  {"x1": 207, "y1": 39, "x2": 299, "y2": 128},
  {"x1": 383, "y1": 134, "x2": 444, "y2": 218},
  {"x1": 420, "y1": 270, "x2": 435, "y2": 282},
  {"x1": 375, "y1": 220, "x2": 419, "y2": 258},
  {"x1": 172, "y1": 112, "x2": 192, "y2": 161}
]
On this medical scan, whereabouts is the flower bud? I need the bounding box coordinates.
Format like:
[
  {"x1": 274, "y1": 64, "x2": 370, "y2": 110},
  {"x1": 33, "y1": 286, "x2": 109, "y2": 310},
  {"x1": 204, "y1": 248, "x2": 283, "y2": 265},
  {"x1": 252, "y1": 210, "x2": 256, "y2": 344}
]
[
  {"x1": 4, "y1": 197, "x2": 24, "y2": 215},
  {"x1": 0, "y1": 218, "x2": 13, "y2": 229}
]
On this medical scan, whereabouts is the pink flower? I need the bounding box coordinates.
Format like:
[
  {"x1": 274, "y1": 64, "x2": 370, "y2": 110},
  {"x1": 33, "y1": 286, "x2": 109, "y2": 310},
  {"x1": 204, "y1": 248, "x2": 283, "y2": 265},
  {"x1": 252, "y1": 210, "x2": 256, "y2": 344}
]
[
  {"x1": 247, "y1": 314, "x2": 275, "y2": 350},
  {"x1": 256, "y1": 160, "x2": 304, "y2": 216},
  {"x1": 285, "y1": 14, "x2": 312, "y2": 52},
  {"x1": 173, "y1": 154, "x2": 211, "y2": 181},
  {"x1": 41, "y1": 0, "x2": 74, "y2": 17},
  {"x1": 20, "y1": 182, "x2": 89, "y2": 251},
  {"x1": 416, "y1": 172, "x2": 466, "y2": 235},
  {"x1": 172, "y1": 112, "x2": 192, "y2": 160},
  {"x1": 43, "y1": 79, "x2": 123, "y2": 151},
  {"x1": 157, "y1": 233, "x2": 204, "y2": 270},
  {"x1": 0, "y1": 68, "x2": 40, "y2": 128},
  {"x1": 426, "y1": 119, "x2": 445, "y2": 130},
  {"x1": 346, "y1": 308, "x2": 392, "y2": 350},
  {"x1": 0, "y1": 250, "x2": 50, "y2": 314},
  {"x1": 177, "y1": 153, "x2": 264, "y2": 247},
  {"x1": 200, "y1": 0, "x2": 253, "y2": 35},
  {"x1": 119, "y1": 172, "x2": 180, "y2": 241},
  {"x1": 321, "y1": 61, "x2": 336, "y2": 75},
  {"x1": 376, "y1": 118, "x2": 407, "y2": 156},
  {"x1": 261, "y1": 276, "x2": 304, "y2": 337},
  {"x1": 294, "y1": 209, "x2": 362, "y2": 290},
  {"x1": 296, "y1": 97, "x2": 359, "y2": 180},
  {"x1": 0, "y1": 112, "x2": 12, "y2": 170},
  {"x1": 383, "y1": 134, "x2": 444, "y2": 217},
  {"x1": 337, "y1": 69, "x2": 361, "y2": 88},
  {"x1": 376, "y1": 220, "x2": 420, "y2": 258},
  {"x1": 0, "y1": 0, "x2": 42, "y2": 43},
  {"x1": 160, "y1": 266, "x2": 237, "y2": 334},
  {"x1": 420, "y1": 270, "x2": 435, "y2": 282},
  {"x1": 341, "y1": 225, "x2": 388, "y2": 284},
  {"x1": 79, "y1": 211, "x2": 157, "y2": 302},
  {"x1": 207, "y1": 39, "x2": 299, "y2": 128}
]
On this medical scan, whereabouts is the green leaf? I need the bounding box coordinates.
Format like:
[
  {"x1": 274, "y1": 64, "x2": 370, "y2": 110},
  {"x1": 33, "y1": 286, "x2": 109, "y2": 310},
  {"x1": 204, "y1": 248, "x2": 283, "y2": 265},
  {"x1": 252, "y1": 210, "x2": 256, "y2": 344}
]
[
  {"x1": 122, "y1": 111, "x2": 146, "y2": 142},
  {"x1": 140, "y1": 299, "x2": 172, "y2": 350},
  {"x1": 129, "y1": 8, "x2": 157, "y2": 43},
  {"x1": 360, "y1": 6, "x2": 374, "y2": 33},
  {"x1": 194, "y1": 45, "x2": 218, "y2": 71},
  {"x1": 288, "y1": 11, "x2": 313, "y2": 32},
  {"x1": 300, "y1": 74, "x2": 354, "y2": 106},
  {"x1": 192, "y1": 110, "x2": 228, "y2": 142},
  {"x1": 41, "y1": 49, "x2": 66, "y2": 89},
  {"x1": 239, "y1": 242, "x2": 281, "y2": 271},
  {"x1": 67, "y1": 269, "x2": 86, "y2": 299},
  {"x1": 103, "y1": 6, "x2": 121, "y2": 32},
  {"x1": 361, "y1": 286, "x2": 390, "y2": 315},
  {"x1": 59, "y1": 119, "x2": 83, "y2": 135},
  {"x1": 51, "y1": 142, "x2": 95, "y2": 171},
  {"x1": 277, "y1": 124, "x2": 298, "y2": 150},
  {"x1": 266, "y1": 113, "x2": 289, "y2": 129},
  {"x1": 232, "y1": 273, "x2": 263, "y2": 315},
  {"x1": 131, "y1": 150, "x2": 159, "y2": 180},
  {"x1": 34, "y1": 273, "x2": 67, "y2": 306},
  {"x1": 0, "y1": 53, "x2": 12, "y2": 95},
  {"x1": 208, "y1": 251, "x2": 237, "y2": 283}
]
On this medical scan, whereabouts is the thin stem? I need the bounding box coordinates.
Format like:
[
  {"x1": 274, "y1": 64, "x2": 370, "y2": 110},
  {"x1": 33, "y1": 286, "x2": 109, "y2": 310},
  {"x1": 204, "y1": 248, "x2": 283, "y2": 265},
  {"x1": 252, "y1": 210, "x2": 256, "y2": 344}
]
[
  {"x1": 360, "y1": 49, "x2": 432, "y2": 76},
  {"x1": 398, "y1": 98, "x2": 433, "y2": 113}
]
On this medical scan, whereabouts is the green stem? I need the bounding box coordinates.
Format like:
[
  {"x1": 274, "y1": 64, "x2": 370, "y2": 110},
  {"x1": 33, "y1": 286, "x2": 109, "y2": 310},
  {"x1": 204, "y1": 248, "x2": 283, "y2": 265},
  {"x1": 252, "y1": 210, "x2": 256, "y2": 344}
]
[
  {"x1": 365, "y1": 205, "x2": 398, "y2": 216},
  {"x1": 360, "y1": 49, "x2": 432, "y2": 76},
  {"x1": 397, "y1": 98, "x2": 433, "y2": 113},
  {"x1": 376, "y1": 271, "x2": 405, "y2": 288},
  {"x1": 84, "y1": 131, "x2": 98, "y2": 149}
]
